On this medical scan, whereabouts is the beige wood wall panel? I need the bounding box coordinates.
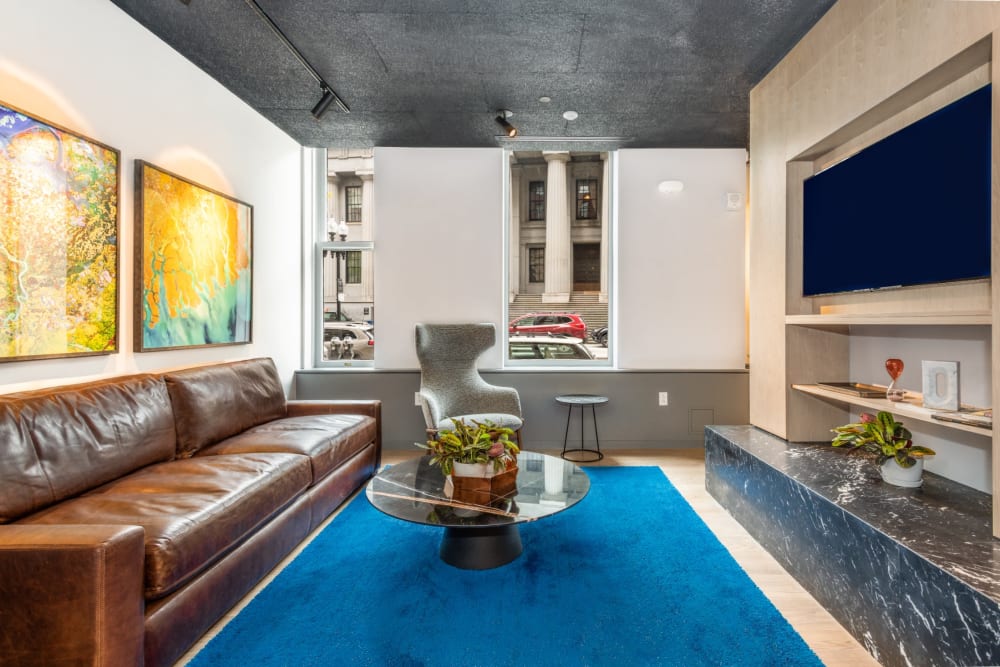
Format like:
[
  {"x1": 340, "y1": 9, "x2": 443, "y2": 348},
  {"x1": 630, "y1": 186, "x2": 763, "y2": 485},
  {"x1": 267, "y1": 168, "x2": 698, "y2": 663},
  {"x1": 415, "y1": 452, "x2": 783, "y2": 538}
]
[
  {"x1": 813, "y1": 281, "x2": 990, "y2": 317},
  {"x1": 749, "y1": 0, "x2": 1000, "y2": 436},
  {"x1": 993, "y1": 32, "x2": 1000, "y2": 538},
  {"x1": 784, "y1": 162, "x2": 812, "y2": 318},
  {"x1": 786, "y1": 326, "x2": 850, "y2": 442},
  {"x1": 748, "y1": 85, "x2": 790, "y2": 439}
]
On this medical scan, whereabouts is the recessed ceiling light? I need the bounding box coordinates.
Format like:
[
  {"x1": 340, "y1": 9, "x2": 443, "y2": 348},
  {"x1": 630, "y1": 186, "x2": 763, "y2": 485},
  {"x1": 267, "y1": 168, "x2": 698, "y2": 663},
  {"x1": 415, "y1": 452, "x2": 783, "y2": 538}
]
[
  {"x1": 539, "y1": 96, "x2": 551, "y2": 103},
  {"x1": 562, "y1": 110, "x2": 578, "y2": 121}
]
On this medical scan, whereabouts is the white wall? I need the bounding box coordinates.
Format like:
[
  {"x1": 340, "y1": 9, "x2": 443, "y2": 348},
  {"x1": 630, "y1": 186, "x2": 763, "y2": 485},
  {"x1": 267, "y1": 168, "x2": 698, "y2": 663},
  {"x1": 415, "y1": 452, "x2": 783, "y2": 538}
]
[
  {"x1": 374, "y1": 148, "x2": 506, "y2": 369},
  {"x1": 0, "y1": 0, "x2": 302, "y2": 393},
  {"x1": 617, "y1": 149, "x2": 747, "y2": 369}
]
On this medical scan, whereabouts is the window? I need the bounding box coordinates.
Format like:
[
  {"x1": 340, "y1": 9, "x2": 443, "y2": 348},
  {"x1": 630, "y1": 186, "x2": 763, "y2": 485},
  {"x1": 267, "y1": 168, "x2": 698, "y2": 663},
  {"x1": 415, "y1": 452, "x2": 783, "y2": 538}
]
[
  {"x1": 528, "y1": 181, "x2": 545, "y2": 220},
  {"x1": 345, "y1": 250, "x2": 361, "y2": 284},
  {"x1": 507, "y1": 151, "x2": 612, "y2": 367},
  {"x1": 528, "y1": 247, "x2": 544, "y2": 283},
  {"x1": 576, "y1": 179, "x2": 598, "y2": 219},
  {"x1": 345, "y1": 185, "x2": 362, "y2": 222},
  {"x1": 318, "y1": 149, "x2": 374, "y2": 367}
]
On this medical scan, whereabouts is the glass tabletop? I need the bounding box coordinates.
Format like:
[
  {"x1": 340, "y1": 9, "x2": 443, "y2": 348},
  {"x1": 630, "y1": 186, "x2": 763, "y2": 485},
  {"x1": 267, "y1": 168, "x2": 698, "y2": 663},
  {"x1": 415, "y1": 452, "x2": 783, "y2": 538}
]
[{"x1": 366, "y1": 451, "x2": 590, "y2": 528}]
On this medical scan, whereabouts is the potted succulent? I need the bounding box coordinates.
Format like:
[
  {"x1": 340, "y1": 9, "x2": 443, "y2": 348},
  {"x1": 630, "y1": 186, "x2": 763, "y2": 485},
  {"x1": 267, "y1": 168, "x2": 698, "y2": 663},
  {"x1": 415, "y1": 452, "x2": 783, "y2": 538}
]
[
  {"x1": 417, "y1": 418, "x2": 519, "y2": 505},
  {"x1": 831, "y1": 411, "x2": 936, "y2": 487}
]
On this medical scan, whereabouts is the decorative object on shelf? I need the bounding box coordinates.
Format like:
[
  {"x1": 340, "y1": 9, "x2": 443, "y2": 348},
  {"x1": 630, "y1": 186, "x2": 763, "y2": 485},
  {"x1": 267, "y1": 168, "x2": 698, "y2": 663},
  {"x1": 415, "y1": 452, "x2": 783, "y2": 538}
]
[
  {"x1": 0, "y1": 100, "x2": 120, "y2": 363},
  {"x1": 831, "y1": 411, "x2": 936, "y2": 487},
  {"x1": 134, "y1": 160, "x2": 253, "y2": 352},
  {"x1": 885, "y1": 358, "x2": 906, "y2": 402},
  {"x1": 931, "y1": 408, "x2": 992, "y2": 430},
  {"x1": 417, "y1": 418, "x2": 519, "y2": 505},
  {"x1": 921, "y1": 360, "x2": 960, "y2": 411}
]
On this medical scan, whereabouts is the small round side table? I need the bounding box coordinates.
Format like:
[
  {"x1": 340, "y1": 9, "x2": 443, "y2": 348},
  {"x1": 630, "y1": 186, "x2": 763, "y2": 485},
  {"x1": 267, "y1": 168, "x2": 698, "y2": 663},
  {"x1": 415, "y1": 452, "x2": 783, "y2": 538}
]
[{"x1": 556, "y1": 394, "x2": 608, "y2": 462}]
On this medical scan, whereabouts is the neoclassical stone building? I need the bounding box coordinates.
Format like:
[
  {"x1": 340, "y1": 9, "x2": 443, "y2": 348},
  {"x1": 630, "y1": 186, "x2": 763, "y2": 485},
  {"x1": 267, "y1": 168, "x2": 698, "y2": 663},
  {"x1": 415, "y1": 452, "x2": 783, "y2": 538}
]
[
  {"x1": 324, "y1": 149, "x2": 374, "y2": 324},
  {"x1": 508, "y1": 151, "x2": 610, "y2": 305}
]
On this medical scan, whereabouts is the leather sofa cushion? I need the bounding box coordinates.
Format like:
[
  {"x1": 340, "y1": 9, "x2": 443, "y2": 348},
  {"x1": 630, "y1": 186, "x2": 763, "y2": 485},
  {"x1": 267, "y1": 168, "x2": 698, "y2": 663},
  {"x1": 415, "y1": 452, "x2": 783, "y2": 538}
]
[
  {"x1": 0, "y1": 375, "x2": 177, "y2": 523},
  {"x1": 199, "y1": 414, "x2": 378, "y2": 484},
  {"x1": 18, "y1": 453, "x2": 310, "y2": 600},
  {"x1": 164, "y1": 358, "x2": 287, "y2": 457}
]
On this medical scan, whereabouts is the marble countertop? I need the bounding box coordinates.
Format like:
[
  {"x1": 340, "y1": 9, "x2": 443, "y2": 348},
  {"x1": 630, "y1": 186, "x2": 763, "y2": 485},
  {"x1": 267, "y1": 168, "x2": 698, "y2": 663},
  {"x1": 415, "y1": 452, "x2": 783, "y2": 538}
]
[{"x1": 709, "y1": 425, "x2": 1000, "y2": 604}]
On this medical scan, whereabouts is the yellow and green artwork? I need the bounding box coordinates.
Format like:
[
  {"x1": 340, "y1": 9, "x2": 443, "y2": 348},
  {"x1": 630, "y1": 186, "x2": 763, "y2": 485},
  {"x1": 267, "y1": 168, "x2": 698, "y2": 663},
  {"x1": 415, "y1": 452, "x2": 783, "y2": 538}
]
[
  {"x1": 0, "y1": 102, "x2": 119, "y2": 362},
  {"x1": 135, "y1": 161, "x2": 252, "y2": 351}
]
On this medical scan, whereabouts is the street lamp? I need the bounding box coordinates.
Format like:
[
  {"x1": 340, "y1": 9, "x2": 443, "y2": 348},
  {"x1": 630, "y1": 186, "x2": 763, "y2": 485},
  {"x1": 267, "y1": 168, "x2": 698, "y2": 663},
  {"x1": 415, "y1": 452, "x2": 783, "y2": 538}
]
[{"x1": 325, "y1": 218, "x2": 349, "y2": 322}]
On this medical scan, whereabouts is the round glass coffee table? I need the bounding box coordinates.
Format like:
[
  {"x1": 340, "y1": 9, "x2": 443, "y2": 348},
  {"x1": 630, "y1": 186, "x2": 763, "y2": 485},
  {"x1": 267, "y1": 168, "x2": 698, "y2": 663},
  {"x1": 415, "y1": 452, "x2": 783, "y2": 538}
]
[{"x1": 366, "y1": 451, "x2": 589, "y2": 570}]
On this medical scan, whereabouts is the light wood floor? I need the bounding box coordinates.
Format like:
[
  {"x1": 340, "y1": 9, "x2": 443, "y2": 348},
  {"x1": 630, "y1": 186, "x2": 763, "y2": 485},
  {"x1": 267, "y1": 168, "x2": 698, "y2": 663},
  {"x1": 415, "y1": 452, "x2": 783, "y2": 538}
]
[{"x1": 177, "y1": 449, "x2": 878, "y2": 667}]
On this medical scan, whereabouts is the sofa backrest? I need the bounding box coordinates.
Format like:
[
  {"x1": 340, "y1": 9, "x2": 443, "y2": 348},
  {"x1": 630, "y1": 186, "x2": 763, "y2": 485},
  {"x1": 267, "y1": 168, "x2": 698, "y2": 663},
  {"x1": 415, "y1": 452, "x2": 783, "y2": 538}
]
[
  {"x1": 0, "y1": 374, "x2": 177, "y2": 523},
  {"x1": 163, "y1": 357, "x2": 287, "y2": 457}
]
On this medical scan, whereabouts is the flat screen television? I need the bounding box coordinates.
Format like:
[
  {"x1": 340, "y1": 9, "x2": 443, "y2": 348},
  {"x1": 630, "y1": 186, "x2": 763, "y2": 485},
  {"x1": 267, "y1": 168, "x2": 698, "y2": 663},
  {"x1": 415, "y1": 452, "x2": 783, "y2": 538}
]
[{"x1": 802, "y1": 84, "x2": 991, "y2": 297}]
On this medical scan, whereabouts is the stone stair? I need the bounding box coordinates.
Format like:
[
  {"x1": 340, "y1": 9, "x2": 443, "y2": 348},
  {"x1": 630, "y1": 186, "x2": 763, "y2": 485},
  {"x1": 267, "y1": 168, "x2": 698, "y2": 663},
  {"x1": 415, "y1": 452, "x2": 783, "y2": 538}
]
[{"x1": 508, "y1": 293, "x2": 608, "y2": 338}]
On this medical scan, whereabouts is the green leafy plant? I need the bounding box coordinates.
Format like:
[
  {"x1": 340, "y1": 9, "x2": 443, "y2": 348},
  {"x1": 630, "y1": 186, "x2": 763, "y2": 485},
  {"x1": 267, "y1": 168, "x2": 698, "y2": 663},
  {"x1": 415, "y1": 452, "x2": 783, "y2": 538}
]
[
  {"x1": 416, "y1": 418, "x2": 519, "y2": 476},
  {"x1": 831, "y1": 411, "x2": 935, "y2": 468}
]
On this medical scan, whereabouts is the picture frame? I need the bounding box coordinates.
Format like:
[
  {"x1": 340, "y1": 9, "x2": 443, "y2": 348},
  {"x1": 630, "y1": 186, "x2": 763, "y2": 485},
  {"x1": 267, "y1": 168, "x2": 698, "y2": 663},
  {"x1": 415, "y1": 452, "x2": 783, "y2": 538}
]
[
  {"x1": 0, "y1": 100, "x2": 120, "y2": 362},
  {"x1": 134, "y1": 160, "x2": 252, "y2": 351},
  {"x1": 921, "y1": 360, "x2": 960, "y2": 411}
]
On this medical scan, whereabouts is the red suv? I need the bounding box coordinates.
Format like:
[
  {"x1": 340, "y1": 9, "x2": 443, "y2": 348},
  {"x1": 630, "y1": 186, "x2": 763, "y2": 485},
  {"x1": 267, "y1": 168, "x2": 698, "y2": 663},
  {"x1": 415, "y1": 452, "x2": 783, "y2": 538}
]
[{"x1": 508, "y1": 313, "x2": 587, "y2": 339}]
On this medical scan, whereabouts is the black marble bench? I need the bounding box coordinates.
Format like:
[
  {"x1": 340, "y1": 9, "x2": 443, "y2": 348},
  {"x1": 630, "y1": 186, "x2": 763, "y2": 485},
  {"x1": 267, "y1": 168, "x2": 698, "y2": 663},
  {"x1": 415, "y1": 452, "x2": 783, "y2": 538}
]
[{"x1": 705, "y1": 425, "x2": 1000, "y2": 667}]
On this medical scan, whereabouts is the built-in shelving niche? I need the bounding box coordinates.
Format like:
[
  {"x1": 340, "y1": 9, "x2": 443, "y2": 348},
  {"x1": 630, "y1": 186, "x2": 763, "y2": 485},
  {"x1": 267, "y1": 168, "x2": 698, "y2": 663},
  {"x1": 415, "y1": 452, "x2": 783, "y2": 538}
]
[{"x1": 781, "y1": 37, "x2": 999, "y2": 537}]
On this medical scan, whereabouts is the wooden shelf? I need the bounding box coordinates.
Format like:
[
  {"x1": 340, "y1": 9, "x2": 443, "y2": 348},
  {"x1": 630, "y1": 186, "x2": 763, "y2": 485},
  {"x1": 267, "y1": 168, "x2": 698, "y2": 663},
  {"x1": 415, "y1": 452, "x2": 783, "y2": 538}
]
[
  {"x1": 791, "y1": 384, "x2": 992, "y2": 437},
  {"x1": 786, "y1": 312, "x2": 991, "y2": 330}
]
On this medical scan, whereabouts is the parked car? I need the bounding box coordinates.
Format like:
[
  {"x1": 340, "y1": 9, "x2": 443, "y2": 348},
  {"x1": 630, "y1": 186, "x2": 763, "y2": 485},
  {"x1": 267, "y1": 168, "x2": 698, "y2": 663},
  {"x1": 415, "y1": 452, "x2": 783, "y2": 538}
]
[
  {"x1": 323, "y1": 325, "x2": 374, "y2": 360},
  {"x1": 508, "y1": 335, "x2": 594, "y2": 360},
  {"x1": 592, "y1": 326, "x2": 608, "y2": 347},
  {"x1": 508, "y1": 313, "x2": 587, "y2": 339}
]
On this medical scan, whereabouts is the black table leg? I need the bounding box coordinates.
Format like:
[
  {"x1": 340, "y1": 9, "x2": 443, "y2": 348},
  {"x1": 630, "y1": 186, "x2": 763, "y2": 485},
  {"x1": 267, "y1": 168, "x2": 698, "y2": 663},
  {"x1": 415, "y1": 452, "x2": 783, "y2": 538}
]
[{"x1": 440, "y1": 525, "x2": 523, "y2": 570}]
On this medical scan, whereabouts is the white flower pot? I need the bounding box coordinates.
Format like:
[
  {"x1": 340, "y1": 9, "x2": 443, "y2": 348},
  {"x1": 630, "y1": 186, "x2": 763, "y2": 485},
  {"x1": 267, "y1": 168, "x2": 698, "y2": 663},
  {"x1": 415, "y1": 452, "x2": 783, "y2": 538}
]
[
  {"x1": 451, "y1": 461, "x2": 495, "y2": 479},
  {"x1": 880, "y1": 457, "x2": 924, "y2": 488}
]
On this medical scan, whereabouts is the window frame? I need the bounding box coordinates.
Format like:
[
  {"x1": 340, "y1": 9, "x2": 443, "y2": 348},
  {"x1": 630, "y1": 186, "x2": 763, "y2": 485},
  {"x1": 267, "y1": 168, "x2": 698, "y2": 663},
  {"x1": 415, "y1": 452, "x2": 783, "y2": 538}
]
[
  {"x1": 527, "y1": 246, "x2": 545, "y2": 283},
  {"x1": 528, "y1": 180, "x2": 545, "y2": 221},
  {"x1": 314, "y1": 240, "x2": 374, "y2": 367},
  {"x1": 575, "y1": 178, "x2": 598, "y2": 220},
  {"x1": 345, "y1": 185, "x2": 362, "y2": 222},
  {"x1": 345, "y1": 250, "x2": 362, "y2": 284},
  {"x1": 504, "y1": 150, "x2": 615, "y2": 368}
]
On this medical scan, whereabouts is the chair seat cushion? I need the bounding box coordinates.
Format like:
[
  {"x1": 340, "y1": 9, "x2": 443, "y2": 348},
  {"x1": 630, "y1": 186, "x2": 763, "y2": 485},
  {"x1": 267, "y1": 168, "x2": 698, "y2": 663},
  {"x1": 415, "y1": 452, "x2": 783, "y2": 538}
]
[{"x1": 436, "y1": 413, "x2": 523, "y2": 431}]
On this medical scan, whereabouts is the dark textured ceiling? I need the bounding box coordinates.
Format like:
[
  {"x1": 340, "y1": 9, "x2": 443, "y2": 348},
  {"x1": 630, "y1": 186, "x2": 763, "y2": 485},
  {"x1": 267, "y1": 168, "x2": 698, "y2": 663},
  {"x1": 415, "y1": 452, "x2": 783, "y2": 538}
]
[{"x1": 110, "y1": 0, "x2": 834, "y2": 149}]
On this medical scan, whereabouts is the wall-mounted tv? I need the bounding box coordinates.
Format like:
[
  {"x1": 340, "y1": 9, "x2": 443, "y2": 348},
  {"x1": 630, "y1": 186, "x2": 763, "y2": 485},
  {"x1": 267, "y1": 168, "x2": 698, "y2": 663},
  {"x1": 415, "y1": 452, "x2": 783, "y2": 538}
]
[{"x1": 802, "y1": 84, "x2": 991, "y2": 297}]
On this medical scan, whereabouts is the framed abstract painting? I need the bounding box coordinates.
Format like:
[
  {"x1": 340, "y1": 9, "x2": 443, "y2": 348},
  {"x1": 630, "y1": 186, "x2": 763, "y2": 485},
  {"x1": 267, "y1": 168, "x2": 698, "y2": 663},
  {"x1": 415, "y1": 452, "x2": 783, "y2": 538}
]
[
  {"x1": 0, "y1": 101, "x2": 120, "y2": 362},
  {"x1": 134, "y1": 160, "x2": 252, "y2": 351}
]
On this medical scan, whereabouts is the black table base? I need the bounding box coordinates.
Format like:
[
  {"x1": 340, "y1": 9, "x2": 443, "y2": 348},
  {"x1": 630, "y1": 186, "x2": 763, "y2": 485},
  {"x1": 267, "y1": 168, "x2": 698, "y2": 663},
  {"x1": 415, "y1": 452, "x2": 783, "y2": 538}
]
[{"x1": 439, "y1": 525, "x2": 522, "y2": 569}]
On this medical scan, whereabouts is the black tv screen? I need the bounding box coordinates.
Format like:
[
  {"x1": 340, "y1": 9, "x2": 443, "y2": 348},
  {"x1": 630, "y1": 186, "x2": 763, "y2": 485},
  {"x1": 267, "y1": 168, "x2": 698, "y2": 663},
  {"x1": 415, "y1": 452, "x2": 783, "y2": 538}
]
[{"x1": 802, "y1": 85, "x2": 991, "y2": 297}]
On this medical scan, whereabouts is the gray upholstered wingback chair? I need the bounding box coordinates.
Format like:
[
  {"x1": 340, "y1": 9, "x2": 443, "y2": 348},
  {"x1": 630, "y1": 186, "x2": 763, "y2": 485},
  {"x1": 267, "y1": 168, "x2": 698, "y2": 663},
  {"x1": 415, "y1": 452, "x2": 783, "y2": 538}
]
[{"x1": 414, "y1": 323, "x2": 523, "y2": 443}]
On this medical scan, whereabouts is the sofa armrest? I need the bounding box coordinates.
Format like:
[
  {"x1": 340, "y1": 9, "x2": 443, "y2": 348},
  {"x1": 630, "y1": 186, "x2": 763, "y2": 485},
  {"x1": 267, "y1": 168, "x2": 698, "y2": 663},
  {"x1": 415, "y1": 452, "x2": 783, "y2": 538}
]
[{"x1": 0, "y1": 524, "x2": 145, "y2": 667}]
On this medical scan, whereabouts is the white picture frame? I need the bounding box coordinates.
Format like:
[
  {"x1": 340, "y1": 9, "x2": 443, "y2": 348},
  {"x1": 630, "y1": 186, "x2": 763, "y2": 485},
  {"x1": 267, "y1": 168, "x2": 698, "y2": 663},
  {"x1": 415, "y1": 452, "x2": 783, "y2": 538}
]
[{"x1": 921, "y1": 360, "x2": 960, "y2": 411}]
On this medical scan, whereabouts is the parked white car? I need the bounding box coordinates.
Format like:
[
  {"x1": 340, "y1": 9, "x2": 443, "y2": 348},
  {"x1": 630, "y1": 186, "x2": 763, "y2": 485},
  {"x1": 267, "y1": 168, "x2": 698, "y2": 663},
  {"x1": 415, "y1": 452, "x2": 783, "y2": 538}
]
[{"x1": 508, "y1": 334, "x2": 594, "y2": 360}]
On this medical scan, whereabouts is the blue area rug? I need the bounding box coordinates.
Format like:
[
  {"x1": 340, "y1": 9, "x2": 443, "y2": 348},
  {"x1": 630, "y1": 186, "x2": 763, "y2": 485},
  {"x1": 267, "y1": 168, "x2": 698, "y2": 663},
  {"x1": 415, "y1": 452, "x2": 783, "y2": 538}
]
[{"x1": 188, "y1": 467, "x2": 821, "y2": 667}]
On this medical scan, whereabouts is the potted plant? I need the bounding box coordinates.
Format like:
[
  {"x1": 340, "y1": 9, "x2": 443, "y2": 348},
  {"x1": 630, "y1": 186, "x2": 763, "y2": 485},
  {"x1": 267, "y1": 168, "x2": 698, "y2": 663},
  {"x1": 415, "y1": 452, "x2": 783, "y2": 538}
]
[
  {"x1": 831, "y1": 411, "x2": 936, "y2": 487},
  {"x1": 417, "y1": 418, "x2": 520, "y2": 505}
]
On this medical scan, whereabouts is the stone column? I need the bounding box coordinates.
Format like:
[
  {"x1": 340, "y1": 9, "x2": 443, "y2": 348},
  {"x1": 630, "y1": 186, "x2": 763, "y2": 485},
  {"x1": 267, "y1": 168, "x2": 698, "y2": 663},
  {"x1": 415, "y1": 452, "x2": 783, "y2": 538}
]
[
  {"x1": 509, "y1": 159, "x2": 521, "y2": 303},
  {"x1": 542, "y1": 151, "x2": 571, "y2": 303},
  {"x1": 599, "y1": 153, "x2": 610, "y2": 304},
  {"x1": 327, "y1": 173, "x2": 340, "y2": 230},
  {"x1": 358, "y1": 170, "x2": 375, "y2": 305}
]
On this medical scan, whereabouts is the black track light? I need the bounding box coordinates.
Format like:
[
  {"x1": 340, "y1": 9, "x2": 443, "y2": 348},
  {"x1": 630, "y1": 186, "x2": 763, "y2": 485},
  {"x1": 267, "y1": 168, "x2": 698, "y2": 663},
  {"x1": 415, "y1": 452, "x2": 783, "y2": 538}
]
[
  {"x1": 495, "y1": 109, "x2": 517, "y2": 137},
  {"x1": 312, "y1": 87, "x2": 336, "y2": 119}
]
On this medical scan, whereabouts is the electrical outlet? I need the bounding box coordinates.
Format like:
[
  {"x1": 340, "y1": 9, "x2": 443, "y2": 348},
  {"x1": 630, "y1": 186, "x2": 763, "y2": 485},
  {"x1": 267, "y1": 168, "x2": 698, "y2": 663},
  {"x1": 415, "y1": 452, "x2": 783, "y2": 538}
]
[
  {"x1": 658, "y1": 392, "x2": 669, "y2": 406},
  {"x1": 414, "y1": 392, "x2": 422, "y2": 406}
]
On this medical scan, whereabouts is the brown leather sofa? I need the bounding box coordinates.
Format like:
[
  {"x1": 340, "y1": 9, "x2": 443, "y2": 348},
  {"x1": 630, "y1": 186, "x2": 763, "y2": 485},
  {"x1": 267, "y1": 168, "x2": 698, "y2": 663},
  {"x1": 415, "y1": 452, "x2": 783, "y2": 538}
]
[{"x1": 0, "y1": 357, "x2": 381, "y2": 667}]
